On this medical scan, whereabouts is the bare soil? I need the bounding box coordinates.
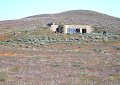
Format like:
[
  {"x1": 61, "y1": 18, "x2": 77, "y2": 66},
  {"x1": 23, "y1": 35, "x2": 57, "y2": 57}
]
[{"x1": 0, "y1": 41, "x2": 120, "y2": 85}]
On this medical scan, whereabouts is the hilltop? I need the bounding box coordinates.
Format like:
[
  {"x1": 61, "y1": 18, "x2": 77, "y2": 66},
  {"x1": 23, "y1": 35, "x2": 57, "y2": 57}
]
[{"x1": 0, "y1": 10, "x2": 120, "y2": 34}]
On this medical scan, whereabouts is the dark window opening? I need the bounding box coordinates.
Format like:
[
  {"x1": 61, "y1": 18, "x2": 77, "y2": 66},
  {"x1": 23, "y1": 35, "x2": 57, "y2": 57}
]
[
  {"x1": 56, "y1": 28, "x2": 59, "y2": 32},
  {"x1": 76, "y1": 29, "x2": 80, "y2": 33},
  {"x1": 82, "y1": 29, "x2": 87, "y2": 34}
]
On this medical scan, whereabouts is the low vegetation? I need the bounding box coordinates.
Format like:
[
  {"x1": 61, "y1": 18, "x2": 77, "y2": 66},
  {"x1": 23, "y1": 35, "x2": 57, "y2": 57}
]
[
  {"x1": 0, "y1": 28, "x2": 119, "y2": 48},
  {"x1": 0, "y1": 27, "x2": 119, "y2": 85},
  {"x1": 0, "y1": 72, "x2": 7, "y2": 82}
]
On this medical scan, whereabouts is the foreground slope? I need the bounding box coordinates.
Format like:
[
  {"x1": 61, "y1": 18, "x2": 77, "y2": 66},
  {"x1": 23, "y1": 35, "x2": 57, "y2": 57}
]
[{"x1": 0, "y1": 42, "x2": 120, "y2": 85}]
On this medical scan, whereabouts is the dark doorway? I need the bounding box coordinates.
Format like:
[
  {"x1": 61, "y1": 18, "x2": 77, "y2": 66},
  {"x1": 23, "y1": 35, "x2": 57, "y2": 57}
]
[
  {"x1": 76, "y1": 29, "x2": 80, "y2": 33},
  {"x1": 82, "y1": 29, "x2": 87, "y2": 34},
  {"x1": 56, "y1": 28, "x2": 59, "y2": 32}
]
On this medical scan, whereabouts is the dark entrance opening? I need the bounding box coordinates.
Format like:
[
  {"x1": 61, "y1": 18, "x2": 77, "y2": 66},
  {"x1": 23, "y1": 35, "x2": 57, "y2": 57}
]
[
  {"x1": 56, "y1": 28, "x2": 59, "y2": 32},
  {"x1": 76, "y1": 29, "x2": 80, "y2": 33},
  {"x1": 82, "y1": 29, "x2": 87, "y2": 34}
]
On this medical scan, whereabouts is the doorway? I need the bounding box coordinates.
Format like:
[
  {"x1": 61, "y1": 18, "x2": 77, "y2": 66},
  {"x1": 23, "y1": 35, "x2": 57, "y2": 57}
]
[{"x1": 82, "y1": 29, "x2": 87, "y2": 34}]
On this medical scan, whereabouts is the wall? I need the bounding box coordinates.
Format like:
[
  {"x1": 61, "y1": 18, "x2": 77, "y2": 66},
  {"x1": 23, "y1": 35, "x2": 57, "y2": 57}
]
[
  {"x1": 50, "y1": 24, "x2": 94, "y2": 34},
  {"x1": 64, "y1": 25, "x2": 94, "y2": 34},
  {"x1": 50, "y1": 25, "x2": 58, "y2": 32}
]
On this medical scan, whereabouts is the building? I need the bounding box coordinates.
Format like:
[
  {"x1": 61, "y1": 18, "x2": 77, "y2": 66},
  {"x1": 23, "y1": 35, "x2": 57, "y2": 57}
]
[{"x1": 48, "y1": 23, "x2": 94, "y2": 34}]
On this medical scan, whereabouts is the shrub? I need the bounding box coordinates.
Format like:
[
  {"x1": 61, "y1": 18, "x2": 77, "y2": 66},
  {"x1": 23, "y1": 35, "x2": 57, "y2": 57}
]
[
  {"x1": 113, "y1": 46, "x2": 120, "y2": 50},
  {"x1": 0, "y1": 72, "x2": 7, "y2": 82},
  {"x1": 56, "y1": 25, "x2": 64, "y2": 33},
  {"x1": 72, "y1": 61, "x2": 81, "y2": 67},
  {"x1": 10, "y1": 66, "x2": 21, "y2": 72},
  {"x1": 92, "y1": 48, "x2": 102, "y2": 53},
  {"x1": 51, "y1": 63, "x2": 60, "y2": 67},
  {"x1": 108, "y1": 74, "x2": 120, "y2": 81}
]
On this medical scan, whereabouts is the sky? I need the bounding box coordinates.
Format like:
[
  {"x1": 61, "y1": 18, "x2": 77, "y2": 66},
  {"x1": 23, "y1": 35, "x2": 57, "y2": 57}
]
[{"x1": 0, "y1": 0, "x2": 120, "y2": 21}]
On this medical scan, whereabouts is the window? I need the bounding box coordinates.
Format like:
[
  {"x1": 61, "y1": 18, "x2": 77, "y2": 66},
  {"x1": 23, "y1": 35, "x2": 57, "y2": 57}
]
[
  {"x1": 76, "y1": 29, "x2": 80, "y2": 33},
  {"x1": 67, "y1": 28, "x2": 76, "y2": 34}
]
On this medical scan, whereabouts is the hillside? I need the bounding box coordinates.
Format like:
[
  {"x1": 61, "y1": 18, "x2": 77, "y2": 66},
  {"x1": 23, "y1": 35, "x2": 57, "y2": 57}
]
[
  {"x1": 0, "y1": 10, "x2": 120, "y2": 34},
  {"x1": 0, "y1": 10, "x2": 120, "y2": 85}
]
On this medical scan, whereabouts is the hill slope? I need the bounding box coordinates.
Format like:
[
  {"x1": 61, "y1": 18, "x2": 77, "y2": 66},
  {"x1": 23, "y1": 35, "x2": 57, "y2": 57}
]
[{"x1": 0, "y1": 10, "x2": 120, "y2": 34}]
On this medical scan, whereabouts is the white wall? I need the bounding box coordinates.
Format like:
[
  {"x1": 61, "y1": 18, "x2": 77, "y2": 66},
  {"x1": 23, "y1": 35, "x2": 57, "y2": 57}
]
[
  {"x1": 50, "y1": 24, "x2": 94, "y2": 34},
  {"x1": 50, "y1": 25, "x2": 58, "y2": 32},
  {"x1": 64, "y1": 25, "x2": 94, "y2": 34}
]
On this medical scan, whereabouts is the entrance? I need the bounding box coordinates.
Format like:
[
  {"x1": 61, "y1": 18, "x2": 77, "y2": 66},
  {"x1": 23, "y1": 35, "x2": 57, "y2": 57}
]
[
  {"x1": 82, "y1": 29, "x2": 87, "y2": 34},
  {"x1": 76, "y1": 29, "x2": 80, "y2": 33}
]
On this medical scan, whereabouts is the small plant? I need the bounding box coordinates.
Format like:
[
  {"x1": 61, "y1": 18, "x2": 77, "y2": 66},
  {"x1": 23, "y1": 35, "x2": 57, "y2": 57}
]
[
  {"x1": 113, "y1": 46, "x2": 120, "y2": 50},
  {"x1": 72, "y1": 61, "x2": 81, "y2": 67},
  {"x1": 0, "y1": 72, "x2": 7, "y2": 82},
  {"x1": 51, "y1": 63, "x2": 60, "y2": 67},
  {"x1": 10, "y1": 66, "x2": 21, "y2": 72},
  {"x1": 92, "y1": 48, "x2": 102, "y2": 53},
  {"x1": 108, "y1": 74, "x2": 120, "y2": 81}
]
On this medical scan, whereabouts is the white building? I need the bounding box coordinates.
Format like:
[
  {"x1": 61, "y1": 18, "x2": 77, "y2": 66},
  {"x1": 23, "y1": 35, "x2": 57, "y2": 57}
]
[{"x1": 49, "y1": 23, "x2": 94, "y2": 34}]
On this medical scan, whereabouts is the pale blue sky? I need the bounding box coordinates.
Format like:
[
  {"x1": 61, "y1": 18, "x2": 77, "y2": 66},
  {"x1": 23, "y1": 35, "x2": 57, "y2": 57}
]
[{"x1": 0, "y1": 0, "x2": 120, "y2": 21}]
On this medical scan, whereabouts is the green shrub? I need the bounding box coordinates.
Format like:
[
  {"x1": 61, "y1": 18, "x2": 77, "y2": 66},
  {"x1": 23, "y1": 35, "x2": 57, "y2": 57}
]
[
  {"x1": 113, "y1": 46, "x2": 120, "y2": 50},
  {"x1": 92, "y1": 48, "x2": 102, "y2": 53},
  {"x1": 72, "y1": 61, "x2": 81, "y2": 67},
  {"x1": 51, "y1": 63, "x2": 60, "y2": 67},
  {"x1": 108, "y1": 74, "x2": 120, "y2": 81},
  {"x1": 0, "y1": 72, "x2": 7, "y2": 82},
  {"x1": 10, "y1": 66, "x2": 21, "y2": 72}
]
